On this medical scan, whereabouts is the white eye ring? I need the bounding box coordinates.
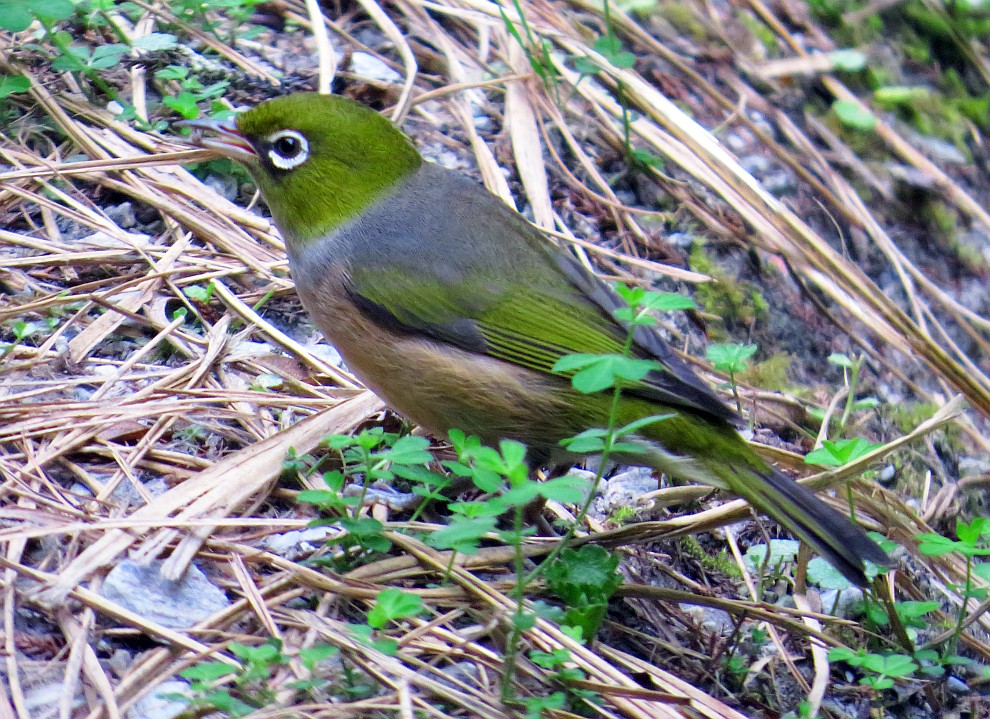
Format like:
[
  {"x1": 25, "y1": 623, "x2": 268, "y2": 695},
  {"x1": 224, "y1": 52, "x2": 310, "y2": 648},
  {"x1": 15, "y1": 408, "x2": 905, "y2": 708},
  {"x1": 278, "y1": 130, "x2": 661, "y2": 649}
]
[{"x1": 267, "y1": 130, "x2": 309, "y2": 170}]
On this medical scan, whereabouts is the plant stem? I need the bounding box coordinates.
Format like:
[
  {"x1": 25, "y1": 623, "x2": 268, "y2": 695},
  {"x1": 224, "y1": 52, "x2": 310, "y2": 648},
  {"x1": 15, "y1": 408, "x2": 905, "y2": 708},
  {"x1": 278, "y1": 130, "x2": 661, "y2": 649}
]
[
  {"x1": 838, "y1": 356, "x2": 861, "y2": 434},
  {"x1": 501, "y1": 503, "x2": 528, "y2": 703}
]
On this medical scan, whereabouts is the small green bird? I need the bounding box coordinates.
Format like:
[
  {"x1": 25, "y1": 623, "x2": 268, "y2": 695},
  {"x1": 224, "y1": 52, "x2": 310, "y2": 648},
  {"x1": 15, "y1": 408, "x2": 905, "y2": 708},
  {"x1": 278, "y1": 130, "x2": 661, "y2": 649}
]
[{"x1": 182, "y1": 92, "x2": 889, "y2": 585}]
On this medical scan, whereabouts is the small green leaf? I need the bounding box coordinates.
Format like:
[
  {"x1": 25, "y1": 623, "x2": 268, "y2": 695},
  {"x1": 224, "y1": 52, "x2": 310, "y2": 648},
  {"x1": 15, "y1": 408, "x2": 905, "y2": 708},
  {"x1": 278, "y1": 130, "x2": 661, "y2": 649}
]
[
  {"x1": 183, "y1": 282, "x2": 214, "y2": 302},
  {"x1": 180, "y1": 661, "x2": 237, "y2": 682},
  {"x1": 574, "y1": 55, "x2": 598, "y2": 75},
  {"x1": 132, "y1": 32, "x2": 178, "y2": 51},
  {"x1": 827, "y1": 352, "x2": 853, "y2": 368},
  {"x1": 0, "y1": 75, "x2": 30, "y2": 98},
  {"x1": 560, "y1": 428, "x2": 606, "y2": 453},
  {"x1": 553, "y1": 353, "x2": 657, "y2": 393},
  {"x1": 381, "y1": 435, "x2": 432, "y2": 465},
  {"x1": 593, "y1": 34, "x2": 635, "y2": 68},
  {"x1": 156, "y1": 65, "x2": 189, "y2": 81},
  {"x1": 164, "y1": 92, "x2": 200, "y2": 119},
  {"x1": 367, "y1": 588, "x2": 423, "y2": 628},
  {"x1": 894, "y1": 601, "x2": 939, "y2": 619},
  {"x1": 0, "y1": 0, "x2": 73, "y2": 31},
  {"x1": 88, "y1": 43, "x2": 129, "y2": 69},
  {"x1": 296, "y1": 489, "x2": 338, "y2": 505},
  {"x1": 874, "y1": 86, "x2": 929, "y2": 106},
  {"x1": 829, "y1": 49, "x2": 866, "y2": 71},
  {"x1": 807, "y1": 556, "x2": 852, "y2": 590},
  {"x1": 744, "y1": 539, "x2": 801, "y2": 571},
  {"x1": 538, "y1": 473, "x2": 591, "y2": 503},
  {"x1": 832, "y1": 99, "x2": 876, "y2": 132},
  {"x1": 530, "y1": 648, "x2": 570, "y2": 668},
  {"x1": 512, "y1": 610, "x2": 536, "y2": 631},
  {"x1": 707, "y1": 343, "x2": 758, "y2": 374},
  {"x1": 957, "y1": 517, "x2": 989, "y2": 545},
  {"x1": 972, "y1": 563, "x2": 990, "y2": 582},
  {"x1": 426, "y1": 517, "x2": 496, "y2": 554},
  {"x1": 630, "y1": 148, "x2": 665, "y2": 170},
  {"x1": 371, "y1": 638, "x2": 399, "y2": 655},
  {"x1": 828, "y1": 647, "x2": 858, "y2": 663},
  {"x1": 544, "y1": 545, "x2": 622, "y2": 607},
  {"x1": 804, "y1": 437, "x2": 882, "y2": 467}
]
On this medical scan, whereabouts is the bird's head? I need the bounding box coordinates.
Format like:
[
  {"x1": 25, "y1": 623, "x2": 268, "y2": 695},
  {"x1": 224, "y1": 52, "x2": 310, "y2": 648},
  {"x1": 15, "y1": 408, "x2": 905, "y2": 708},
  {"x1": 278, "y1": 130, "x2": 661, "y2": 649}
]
[{"x1": 181, "y1": 93, "x2": 422, "y2": 247}]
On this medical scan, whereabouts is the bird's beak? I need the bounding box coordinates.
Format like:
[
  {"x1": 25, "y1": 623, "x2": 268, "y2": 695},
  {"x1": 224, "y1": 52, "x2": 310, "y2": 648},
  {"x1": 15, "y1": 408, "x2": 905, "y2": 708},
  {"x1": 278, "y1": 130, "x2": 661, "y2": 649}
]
[{"x1": 175, "y1": 117, "x2": 258, "y2": 162}]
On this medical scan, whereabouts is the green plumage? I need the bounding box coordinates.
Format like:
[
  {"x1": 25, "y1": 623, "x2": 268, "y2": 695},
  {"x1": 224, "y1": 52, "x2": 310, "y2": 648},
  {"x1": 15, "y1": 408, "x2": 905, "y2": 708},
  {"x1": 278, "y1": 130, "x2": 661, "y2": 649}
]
[{"x1": 184, "y1": 92, "x2": 890, "y2": 586}]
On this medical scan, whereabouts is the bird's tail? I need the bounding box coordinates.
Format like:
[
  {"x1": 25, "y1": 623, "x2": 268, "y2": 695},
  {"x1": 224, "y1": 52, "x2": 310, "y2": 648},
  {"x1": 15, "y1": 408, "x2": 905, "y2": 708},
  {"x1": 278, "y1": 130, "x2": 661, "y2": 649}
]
[{"x1": 706, "y1": 458, "x2": 891, "y2": 587}]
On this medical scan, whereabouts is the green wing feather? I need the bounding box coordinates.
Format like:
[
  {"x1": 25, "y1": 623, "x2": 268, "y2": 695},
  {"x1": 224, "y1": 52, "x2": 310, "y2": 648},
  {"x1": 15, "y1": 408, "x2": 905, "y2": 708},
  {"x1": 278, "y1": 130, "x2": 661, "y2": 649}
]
[{"x1": 346, "y1": 248, "x2": 735, "y2": 423}]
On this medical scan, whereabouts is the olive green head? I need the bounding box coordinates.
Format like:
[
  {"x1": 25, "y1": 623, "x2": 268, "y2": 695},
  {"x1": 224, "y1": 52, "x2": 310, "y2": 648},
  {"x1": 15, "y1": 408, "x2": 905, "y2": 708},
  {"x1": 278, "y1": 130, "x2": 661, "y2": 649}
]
[{"x1": 184, "y1": 93, "x2": 422, "y2": 246}]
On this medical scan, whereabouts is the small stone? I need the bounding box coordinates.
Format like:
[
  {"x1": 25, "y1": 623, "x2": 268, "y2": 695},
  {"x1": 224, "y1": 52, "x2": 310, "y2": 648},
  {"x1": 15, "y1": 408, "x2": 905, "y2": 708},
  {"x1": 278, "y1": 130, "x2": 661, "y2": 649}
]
[
  {"x1": 100, "y1": 559, "x2": 230, "y2": 630},
  {"x1": 821, "y1": 697, "x2": 867, "y2": 719},
  {"x1": 225, "y1": 340, "x2": 274, "y2": 362},
  {"x1": 105, "y1": 202, "x2": 137, "y2": 229},
  {"x1": 264, "y1": 527, "x2": 333, "y2": 558},
  {"x1": 307, "y1": 343, "x2": 343, "y2": 367},
  {"x1": 25, "y1": 681, "x2": 84, "y2": 719},
  {"x1": 433, "y1": 661, "x2": 481, "y2": 692},
  {"x1": 343, "y1": 483, "x2": 418, "y2": 510},
  {"x1": 350, "y1": 52, "x2": 401, "y2": 84},
  {"x1": 959, "y1": 456, "x2": 990, "y2": 478},
  {"x1": 204, "y1": 173, "x2": 238, "y2": 202},
  {"x1": 613, "y1": 189, "x2": 637, "y2": 207},
  {"x1": 678, "y1": 604, "x2": 733, "y2": 634},
  {"x1": 80, "y1": 230, "x2": 150, "y2": 250},
  {"x1": 109, "y1": 475, "x2": 170, "y2": 510},
  {"x1": 472, "y1": 112, "x2": 492, "y2": 132},
  {"x1": 761, "y1": 170, "x2": 796, "y2": 196},
  {"x1": 564, "y1": 468, "x2": 598, "y2": 503},
  {"x1": 724, "y1": 132, "x2": 748, "y2": 153},
  {"x1": 108, "y1": 648, "x2": 133, "y2": 678},
  {"x1": 910, "y1": 132, "x2": 968, "y2": 165},
  {"x1": 888, "y1": 164, "x2": 937, "y2": 189},
  {"x1": 739, "y1": 154, "x2": 770, "y2": 176},
  {"x1": 127, "y1": 681, "x2": 191, "y2": 719},
  {"x1": 945, "y1": 675, "x2": 969, "y2": 696},
  {"x1": 877, "y1": 464, "x2": 897, "y2": 486},
  {"x1": 665, "y1": 232, "x2": 695, "y2": 249},
  {"x1": 819, "y1": 587, "x2": 864, "y2": 618},
  {"x1": 603, "y1": 467, "x2": 658, "y2": 510},
  {"x1": 435, "y1": 150, "x2": 464, "y2": 171}
]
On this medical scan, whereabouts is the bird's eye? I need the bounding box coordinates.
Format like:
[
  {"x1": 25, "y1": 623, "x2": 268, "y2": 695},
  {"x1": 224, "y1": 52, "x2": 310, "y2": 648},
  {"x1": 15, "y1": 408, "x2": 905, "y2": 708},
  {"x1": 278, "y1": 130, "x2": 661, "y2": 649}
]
[{"x1": 266, "y1": 130, "x2": 309, "y2": 170}]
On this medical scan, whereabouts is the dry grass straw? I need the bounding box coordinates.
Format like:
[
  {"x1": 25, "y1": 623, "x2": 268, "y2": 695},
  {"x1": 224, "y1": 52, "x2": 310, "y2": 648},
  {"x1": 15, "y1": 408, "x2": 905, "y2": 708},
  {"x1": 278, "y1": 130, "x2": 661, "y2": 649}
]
[{"x1": 0, "y1": 0, "x2": 987, "y2": 715}]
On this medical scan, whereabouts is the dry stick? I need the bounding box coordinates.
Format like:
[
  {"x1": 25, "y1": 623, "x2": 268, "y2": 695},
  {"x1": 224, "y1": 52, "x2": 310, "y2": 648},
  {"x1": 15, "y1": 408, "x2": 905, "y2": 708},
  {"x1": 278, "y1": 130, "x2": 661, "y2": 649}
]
[
  {"x1": 305, "y1": 0, "x2": 339, "y2": 93},
  {"x1": 505, "y1": 42, "x2": 554, "y2": 229},
  {"x1": 353, "y1": 0, "x2": 418, "y2": 123},
  {"x1": 0, "y1": 150, "x2": 209, "y2": 182},
  {"x1": 211, "y1": 279, "x2": 360, "y2": 388},
  {"x1": 58, "y1": 605, "x2": 121, "y2": 719}
]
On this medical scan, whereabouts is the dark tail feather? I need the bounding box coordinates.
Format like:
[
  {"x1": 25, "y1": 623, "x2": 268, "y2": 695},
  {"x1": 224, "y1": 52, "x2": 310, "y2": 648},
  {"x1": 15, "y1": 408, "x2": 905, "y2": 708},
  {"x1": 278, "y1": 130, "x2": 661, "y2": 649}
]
[{"x1": 726, "y1": 465, "x2": 891, "y2": 587}]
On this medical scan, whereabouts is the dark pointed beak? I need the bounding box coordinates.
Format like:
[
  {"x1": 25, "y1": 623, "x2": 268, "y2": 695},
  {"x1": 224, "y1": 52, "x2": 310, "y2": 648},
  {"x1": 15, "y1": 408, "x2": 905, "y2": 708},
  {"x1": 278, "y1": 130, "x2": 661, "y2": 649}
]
[{"x1": 175, "y1": 118, "x2": 258, "y2": 162}]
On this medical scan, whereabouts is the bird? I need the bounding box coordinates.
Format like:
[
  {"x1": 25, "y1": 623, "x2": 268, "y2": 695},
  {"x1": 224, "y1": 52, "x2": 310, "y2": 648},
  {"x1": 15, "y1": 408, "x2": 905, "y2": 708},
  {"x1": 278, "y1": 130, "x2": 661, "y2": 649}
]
[{"x1": 180, "y1": 92, "x2": 890, "y2": 586}]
